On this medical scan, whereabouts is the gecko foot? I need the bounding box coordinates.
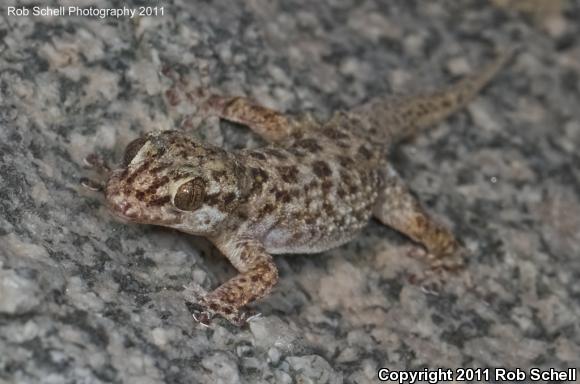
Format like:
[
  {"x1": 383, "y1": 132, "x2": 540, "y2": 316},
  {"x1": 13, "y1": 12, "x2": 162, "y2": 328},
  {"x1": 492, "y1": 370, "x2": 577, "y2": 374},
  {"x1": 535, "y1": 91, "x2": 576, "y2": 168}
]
[
  {"x1": 408, "y1": 243, "x2": 466, "y2": 271},
  {"x1": 407, "y1": 245, "x2": 468, "y2": 293},
  {"x1": 81, "y1": 153, "x2": 111, "y2": 192},
  {"x1": 189, "y1": 297, "x2": 259, "y2": 327}
]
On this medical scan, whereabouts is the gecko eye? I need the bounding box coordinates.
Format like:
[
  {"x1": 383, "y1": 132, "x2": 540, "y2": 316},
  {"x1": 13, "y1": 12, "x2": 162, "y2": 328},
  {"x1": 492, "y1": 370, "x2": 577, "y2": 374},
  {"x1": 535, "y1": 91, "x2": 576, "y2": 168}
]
[
  {"x1": 123, "y1": 137, "x2": 147, "y2": 166},
  {"x1": 173, "y1": 178, "x2": 206, "y2": 211}
]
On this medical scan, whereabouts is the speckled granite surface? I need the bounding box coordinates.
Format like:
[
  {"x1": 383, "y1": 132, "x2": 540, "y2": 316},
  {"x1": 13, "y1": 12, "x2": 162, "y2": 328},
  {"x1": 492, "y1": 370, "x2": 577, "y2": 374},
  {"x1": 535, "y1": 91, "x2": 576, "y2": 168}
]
[{"x1": 1, "y1": 1, "x2": 579, "y2": 383}]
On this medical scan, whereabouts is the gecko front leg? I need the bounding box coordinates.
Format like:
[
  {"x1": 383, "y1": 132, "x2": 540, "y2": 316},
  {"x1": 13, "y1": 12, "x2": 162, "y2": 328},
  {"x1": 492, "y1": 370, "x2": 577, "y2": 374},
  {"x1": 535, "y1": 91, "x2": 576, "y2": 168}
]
[
  {"x1": 163, "y1": 68, "x2": 300, "y2": 143},
  {"x1": 80, "y1": 153, "x2": 112, "y2": 192},
  {"x1": 193, "y1": 238, "x2": 279, "y2": 326},
  {"x1": 201, "y1": 95, "x2": 297, "y2": 143}
]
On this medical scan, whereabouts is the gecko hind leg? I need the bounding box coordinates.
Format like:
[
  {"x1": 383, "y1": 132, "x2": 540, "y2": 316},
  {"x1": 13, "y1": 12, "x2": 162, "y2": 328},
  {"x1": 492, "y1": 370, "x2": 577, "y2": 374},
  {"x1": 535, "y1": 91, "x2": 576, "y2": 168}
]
[{"x1": 374, "y1": 165, "x2": 465, "y2": 273}]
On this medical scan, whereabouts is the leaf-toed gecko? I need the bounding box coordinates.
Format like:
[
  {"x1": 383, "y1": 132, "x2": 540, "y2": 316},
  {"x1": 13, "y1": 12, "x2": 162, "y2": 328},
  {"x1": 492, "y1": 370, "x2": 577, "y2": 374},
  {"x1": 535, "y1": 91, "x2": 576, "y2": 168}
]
[{"x1": 85, "y1": 51, "x2": 510, "y2": 326}]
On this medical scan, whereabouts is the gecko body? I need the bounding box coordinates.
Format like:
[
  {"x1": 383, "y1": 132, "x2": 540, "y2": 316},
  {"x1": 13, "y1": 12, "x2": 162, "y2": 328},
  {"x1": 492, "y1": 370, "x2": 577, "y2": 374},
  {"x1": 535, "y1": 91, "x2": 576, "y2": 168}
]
[{"x1": 94, "y1": 52, "x2": 510, "y2": 325}]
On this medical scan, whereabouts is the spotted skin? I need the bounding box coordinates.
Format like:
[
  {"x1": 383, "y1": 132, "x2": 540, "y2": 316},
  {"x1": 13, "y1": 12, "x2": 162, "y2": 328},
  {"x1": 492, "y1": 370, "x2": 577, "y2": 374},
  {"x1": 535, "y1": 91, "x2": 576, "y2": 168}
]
[{"x1": 92, "y1": 52, "x2": 510, "y2": 326}]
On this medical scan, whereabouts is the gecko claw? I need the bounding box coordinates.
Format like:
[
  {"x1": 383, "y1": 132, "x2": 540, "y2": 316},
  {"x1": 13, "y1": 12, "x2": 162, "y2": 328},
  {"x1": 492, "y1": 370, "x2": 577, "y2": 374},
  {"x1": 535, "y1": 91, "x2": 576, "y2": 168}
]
[
  {"x1": 192, "y1": 311, "x2": 213, "y2": 327},
  {"x1": 80, "y1": 177, "x2": 105, "y2": 192},
  {"x1": 245, "y1": 312, "x2": 262, "y2": 323},
  {"x1": 189, "y1": 302, "x2": 214, "y2": 327}
]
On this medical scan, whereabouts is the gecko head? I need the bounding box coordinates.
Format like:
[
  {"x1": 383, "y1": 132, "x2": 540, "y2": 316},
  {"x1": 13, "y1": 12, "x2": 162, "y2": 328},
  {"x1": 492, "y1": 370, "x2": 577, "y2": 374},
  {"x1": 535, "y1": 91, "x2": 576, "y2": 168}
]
[{"x1": 105, "y1": 130, "x2": 251, "y2": 235}]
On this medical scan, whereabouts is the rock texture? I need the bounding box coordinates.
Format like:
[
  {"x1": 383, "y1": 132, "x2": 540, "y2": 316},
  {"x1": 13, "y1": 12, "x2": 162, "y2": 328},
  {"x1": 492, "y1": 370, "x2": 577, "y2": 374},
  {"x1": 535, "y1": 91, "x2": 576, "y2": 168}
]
[{"x1": 1, "y1": 0, "x2": 579, "y2": 383}]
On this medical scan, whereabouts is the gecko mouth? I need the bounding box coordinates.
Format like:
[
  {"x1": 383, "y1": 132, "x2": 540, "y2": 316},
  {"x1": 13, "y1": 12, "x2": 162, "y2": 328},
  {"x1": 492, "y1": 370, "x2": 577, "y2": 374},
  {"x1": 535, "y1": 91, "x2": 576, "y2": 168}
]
[
  {"x1": 104, "y1": 172, "x2": 181, "y2": 226},
  {"x1": 105, "y1": 198, "x2": 182, "y2": 226}
]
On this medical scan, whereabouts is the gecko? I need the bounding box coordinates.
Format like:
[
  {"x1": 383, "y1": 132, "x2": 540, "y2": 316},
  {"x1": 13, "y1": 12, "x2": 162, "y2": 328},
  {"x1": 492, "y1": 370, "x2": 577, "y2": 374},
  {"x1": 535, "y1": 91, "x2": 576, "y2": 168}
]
[{"x1": 84, "y1": 51, "x2": 511, "y2": 326}]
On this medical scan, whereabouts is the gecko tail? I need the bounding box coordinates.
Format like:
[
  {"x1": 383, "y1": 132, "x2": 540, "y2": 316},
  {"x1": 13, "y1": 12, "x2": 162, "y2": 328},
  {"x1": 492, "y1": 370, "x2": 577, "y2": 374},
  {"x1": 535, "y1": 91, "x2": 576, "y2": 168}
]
[{"x1": 356, "y1": 49, "x2": 514, "y2": 144}]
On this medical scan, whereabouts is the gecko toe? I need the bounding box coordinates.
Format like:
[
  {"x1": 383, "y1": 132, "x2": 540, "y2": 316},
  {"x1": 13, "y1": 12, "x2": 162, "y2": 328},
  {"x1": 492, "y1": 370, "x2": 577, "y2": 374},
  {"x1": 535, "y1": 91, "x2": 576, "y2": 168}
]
[
  {"x1": 192, "y1": 311, "x2": 213, "y2": 327},
  {"x1": 189, "y1": 302, "x2": 214, "y2": 326},
  {"x1": 80, "y1": 177, "x2": 105, "y2": 192}
]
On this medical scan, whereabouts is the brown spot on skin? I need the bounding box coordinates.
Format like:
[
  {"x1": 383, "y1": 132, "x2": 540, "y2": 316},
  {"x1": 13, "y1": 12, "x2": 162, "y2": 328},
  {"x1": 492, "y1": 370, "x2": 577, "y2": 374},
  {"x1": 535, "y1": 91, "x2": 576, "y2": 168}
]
[
  {"x1": 289, "y1": 189, "x2": 300, "y2": 199},
  {"x1": 159, "y1": 129, "x2": 176, "y2": 137},
  {"x1": 249, "y1": 152, "x2": 267, "y2": 160},
  {"x1": 145, "y1": 176, "x2": 170, "y2": 194},
  {"x1": 153, "y1": 147, "x2": 167, "y2": 159},
  {"x1": 149, "y1": 164, "x2": 169, "y2": 174},
  {"x1": 240, "y1": 249, "x2": 250, "y2": 262},
  {"x1": 289, "y1": 147, "x2": 306, "y2": 158},
  {"x1": 414, "y1": 215, "x2": 428, "y2": 230},
  {"x1": 295, "y1": 138, "x2": 322, "y2": 153},
  {"x1": 291, "y1": 233, "x2": 304, "y2": 243},
  {"x1": 291, "y1": 130, "x2": 304, "y2": 140},
  {"x1": 259, "y1": 203, "x2": 275, "y2": 217},
  {"x1": 205, "y1": 193, "x2": 221, "y2": 207},
  {"x1": 340, "y1": 170, "x2": 352, "y2": 186},
  {"x1": 169, "y1": 169, "x2": 191, "y2": 179},
  {"x1": 125, "y1": 160, "x2": 151, "y2": 184},
  {"x1": 250, "y1": 167, "x2": 269, "y2": 193},
  {"x1": 250, "y1": 168, "x2": 269, "y2": 181},
  {"x1": 353, "y1": 209, "x2": 367, "y2": 222},
  {"x1": 321, "y1": 180, "x2": 333, "y2": 193},
  {"x1": 309, "y1": 228, "x2": 319, "y2": 238},
  {"x1": 263, "y1": 148, "x2": 287, "y2": 160},
  {"x1": 359, "y1": 172, "x2": 369, "y2": 186},
  {"x1": 277, "y1": 165, "x2": 299, "y2": 183},
  {"x1": 222, "y1": 192, "x2": 237, "y2": 208},
  {"x1": 147, "y1": 196, "x2": 170, "y2": 206},
  {"x1": 323, "y1": 201, "x2": 334, "y2": 215},
  {"x1": 336, "y1": 155, "x2": 354, "y2": 167},
  {"x1": 135, "y1": 191, "x2": 145, "y2": 200},
  {"x1": 308, "y1": 180, "x2": 319, "y2": 190},
  {"x1": 322, "y1": 126, "x2": 349, "y2": 140},
  {"x1": 358, "y1": 145, "x2": 373, "y2": 160},
  {"x1": 275, "y1": 189, "x2": 291, "y2": 203},
  {"x1": 236, "y1": 211, "x2": 249, "y2": 221},
  {"x1": 417, "y1": 103, "x2": 430, "y2": 116},
  {"x1": 305, "y1": 216, "x2": 316, "y2": 225},
  {"x1": 312, "y1": 161, "x2": 331, "y2": 178}
]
